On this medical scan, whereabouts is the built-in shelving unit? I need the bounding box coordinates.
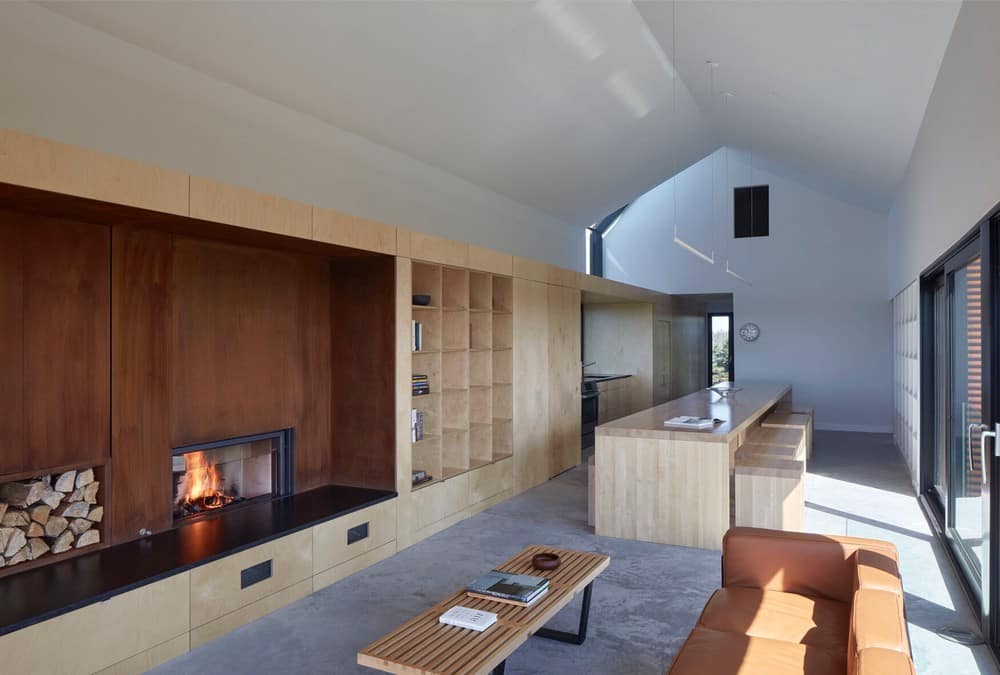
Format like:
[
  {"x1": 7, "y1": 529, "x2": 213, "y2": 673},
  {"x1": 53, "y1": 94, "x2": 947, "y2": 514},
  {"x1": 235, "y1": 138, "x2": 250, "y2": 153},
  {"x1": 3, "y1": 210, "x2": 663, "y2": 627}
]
[{"x1": 410, "y1": 263, "x2": 513, "y2": 490}]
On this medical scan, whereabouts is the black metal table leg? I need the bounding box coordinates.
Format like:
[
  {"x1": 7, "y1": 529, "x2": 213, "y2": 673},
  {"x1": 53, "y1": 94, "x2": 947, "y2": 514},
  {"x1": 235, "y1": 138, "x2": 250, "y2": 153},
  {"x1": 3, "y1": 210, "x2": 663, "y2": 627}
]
[
  {"x1": 491, "y1": 660, "x2": 506, "y2": 675},
  {"x1": 534, "y1": 582, "x2": 593, "y2": 645}
]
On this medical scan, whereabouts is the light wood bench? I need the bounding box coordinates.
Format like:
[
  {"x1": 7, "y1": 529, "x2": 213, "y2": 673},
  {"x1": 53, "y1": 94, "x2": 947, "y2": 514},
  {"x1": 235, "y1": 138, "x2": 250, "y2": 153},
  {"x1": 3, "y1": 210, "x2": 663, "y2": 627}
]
[
  {"x1": 762, "y1": 411, "x2": 813, "y2": 459},
  {"x1": 742, "y1": 425, "x2": 806, "y2": 463},
  {"x1": 358, "y1": 546, "x2": 610, "y2": 675},
  {"x1": 734, "y1": 454, "x2": 805, "y2": 532}
]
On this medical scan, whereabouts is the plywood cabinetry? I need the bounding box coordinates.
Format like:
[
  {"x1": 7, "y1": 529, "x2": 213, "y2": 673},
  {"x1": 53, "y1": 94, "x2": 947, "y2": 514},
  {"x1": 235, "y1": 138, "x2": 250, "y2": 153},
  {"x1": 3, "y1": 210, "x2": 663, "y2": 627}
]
[
  {"x1": 406, "y1": 231, "x2": 469, "y2": 267},
  {"x1": 313, "y1": 207, "x2": 396, "y2": 254},
  {"x1": 0, "y1": 129, "x2": 189, "y2": 215},
  {"x1": 548, "y1": 284, "x2": 581, "y2": 476},
  {"x1": 513, "y1": 278, "x2": 550, "y2": 491},
  {"x1": 189, "y1": 176, "x2": 313, "y2": 239}
]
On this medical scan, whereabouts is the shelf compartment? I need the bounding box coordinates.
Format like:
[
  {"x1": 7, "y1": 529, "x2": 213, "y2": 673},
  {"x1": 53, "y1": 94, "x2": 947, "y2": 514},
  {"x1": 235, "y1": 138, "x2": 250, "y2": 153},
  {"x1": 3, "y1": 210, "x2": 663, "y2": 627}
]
[
  {"x1": 441, "y1": 267, "x2": 469, "y2": 310},
  {"x1": 442, "y1": 388, "x2": 469, "y2": 430},
  {"x1": 412, "y1": 435, "x2": 442, "y2": 485},
  {"x1": 470, "y1": 422, "x2": 493, "y2": 465},
  {"x1": 410, "y1": 400, "x2": 441, "y2": 437},
  {"x1": 492, "y1": 275, "x2": 513, "y2": 313},
  {"x1": 492, "y1": 348, "x2": 512, "y2": 385},
  {"x1": 492, "y1": 419, "x2": 513, "y2": 461},
  {"x1": 413, "y1": 262, "x2": 442, "y2": 304},
  {"x1": 493, "y1": 312, "x2": 512, "y2": 350},
  {"x1": 470, "y1": 385, "x2": 492, "y2": 425},
  {"x1": 470, "y1": 311, "x2": 492, "y2": 351},
  {"x1": 411, "y1": 352, "x2": 441, "y2": 395},
  {"x1": 492, "y1": 383, "x2": 513, "y2": 420},
  {"x1": 442, "y1": 428, "x2": 470, "y2": 473},
  {"x1": 469, "y1": 350, "x2": 492, "y2": 388},
  {"x1": 441, "y1": 309, "x2": 469, "y2": 351},
  {"x1": 441, "y1": 350, "x2": 468, "y2": 390},
  {"x1": 470, "y1": 272, "x2": 492, "y2": 311},
  {"x1": 411, "y1": 309, "x2": 441, "y2": 352}
]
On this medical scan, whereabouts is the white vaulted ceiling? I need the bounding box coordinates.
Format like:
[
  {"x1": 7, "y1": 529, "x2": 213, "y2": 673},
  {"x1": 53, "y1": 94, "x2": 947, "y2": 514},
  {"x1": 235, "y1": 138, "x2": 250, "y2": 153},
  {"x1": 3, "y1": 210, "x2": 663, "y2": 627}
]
[{"x1": 41, "y1": 1, "x2": 959, "y2": 223}]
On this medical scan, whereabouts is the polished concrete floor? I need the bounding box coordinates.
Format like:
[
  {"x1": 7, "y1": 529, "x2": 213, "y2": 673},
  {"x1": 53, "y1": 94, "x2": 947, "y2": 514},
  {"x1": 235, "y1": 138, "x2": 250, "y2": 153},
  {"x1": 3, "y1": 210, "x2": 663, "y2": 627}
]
[{"x1": 152, "y1": 431, "x2": 998, "y2": 674}]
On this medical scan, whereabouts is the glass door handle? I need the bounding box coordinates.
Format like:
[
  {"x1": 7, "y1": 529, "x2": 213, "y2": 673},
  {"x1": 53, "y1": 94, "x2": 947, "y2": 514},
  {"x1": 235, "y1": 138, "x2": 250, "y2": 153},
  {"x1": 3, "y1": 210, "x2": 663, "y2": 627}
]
[{"x1": 980, "y1": 423, "x2": 998, "y2": 486}]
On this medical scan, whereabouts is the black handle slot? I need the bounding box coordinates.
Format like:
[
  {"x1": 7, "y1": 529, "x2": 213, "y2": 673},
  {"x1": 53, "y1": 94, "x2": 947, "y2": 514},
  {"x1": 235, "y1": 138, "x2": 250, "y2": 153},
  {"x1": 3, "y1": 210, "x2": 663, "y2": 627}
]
[
  {"x1": 241, "y1": 560, "x2": 273, "y2": 589},
  {"x1": 347, "y1": 522, "x2": 369, "y2": 545}
]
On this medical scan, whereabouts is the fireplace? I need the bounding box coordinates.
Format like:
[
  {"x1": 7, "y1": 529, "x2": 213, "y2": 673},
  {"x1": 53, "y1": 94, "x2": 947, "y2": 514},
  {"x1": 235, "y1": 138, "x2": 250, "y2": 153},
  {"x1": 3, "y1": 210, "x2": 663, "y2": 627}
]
[{"x1": 172, "y1": 430, "x2": 293, "y2": 523}]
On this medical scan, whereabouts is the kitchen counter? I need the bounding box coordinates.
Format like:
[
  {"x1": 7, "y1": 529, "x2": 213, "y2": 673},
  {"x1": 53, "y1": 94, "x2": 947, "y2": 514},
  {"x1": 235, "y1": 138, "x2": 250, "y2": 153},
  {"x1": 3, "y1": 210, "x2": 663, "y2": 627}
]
[{"x1": 594, "y1": 382, "x2": 792, "y2": 550}]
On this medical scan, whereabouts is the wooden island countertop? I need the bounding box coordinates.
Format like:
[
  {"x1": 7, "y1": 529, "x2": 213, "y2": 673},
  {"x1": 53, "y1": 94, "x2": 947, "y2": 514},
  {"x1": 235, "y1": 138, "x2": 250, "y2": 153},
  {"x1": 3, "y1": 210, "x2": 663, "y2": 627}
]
[
  {"x1": 594, "y1": 382, "x2": 793, "y2": 550},
  {"x1": 596, "y1": 381, "x2": 791, "y2": 443}
]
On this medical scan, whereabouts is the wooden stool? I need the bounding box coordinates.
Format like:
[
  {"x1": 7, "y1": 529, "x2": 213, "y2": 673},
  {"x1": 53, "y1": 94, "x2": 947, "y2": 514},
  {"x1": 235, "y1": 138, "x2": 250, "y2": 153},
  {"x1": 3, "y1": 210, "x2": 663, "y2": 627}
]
[
  {"x1": 735, "y1": 454, "x2": 805, "y2": 532},
  {"x1": 762, "y1": 412, "x2": 813, "y2": 459}
]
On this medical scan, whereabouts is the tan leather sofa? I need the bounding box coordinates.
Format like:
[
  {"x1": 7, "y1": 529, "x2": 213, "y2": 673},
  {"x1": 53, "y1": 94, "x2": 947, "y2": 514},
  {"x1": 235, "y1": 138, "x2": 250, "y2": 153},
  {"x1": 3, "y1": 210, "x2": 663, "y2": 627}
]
[{"x1": 668, "y1": 527, "x2": 914, "y2": 675}]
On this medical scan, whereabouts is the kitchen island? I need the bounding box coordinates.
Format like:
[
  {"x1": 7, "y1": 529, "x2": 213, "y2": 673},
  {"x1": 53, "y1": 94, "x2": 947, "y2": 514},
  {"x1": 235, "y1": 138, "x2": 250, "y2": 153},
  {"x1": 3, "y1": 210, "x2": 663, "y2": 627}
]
[{"x1": 594, "y1": 382, "x2": 792, "y2": 550}]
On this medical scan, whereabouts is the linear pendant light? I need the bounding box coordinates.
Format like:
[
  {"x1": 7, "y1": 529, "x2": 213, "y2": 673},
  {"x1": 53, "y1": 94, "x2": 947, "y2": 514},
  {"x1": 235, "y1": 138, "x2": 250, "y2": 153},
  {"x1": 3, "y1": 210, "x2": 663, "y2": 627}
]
[
  {"x1": 671, "y1": 0, "x2": 715, "y2": 265},
  {"x1": 723, "y1": 74, "x2": 751, "y2": 286}
]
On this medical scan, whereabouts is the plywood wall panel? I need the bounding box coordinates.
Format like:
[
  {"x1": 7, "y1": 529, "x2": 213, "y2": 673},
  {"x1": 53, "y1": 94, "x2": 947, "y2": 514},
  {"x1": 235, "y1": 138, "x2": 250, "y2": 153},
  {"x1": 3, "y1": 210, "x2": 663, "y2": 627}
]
[
  {"x1": 189, "y1": 177, "x2": 312, "y2": 239},
  {"x1": 0, "y1": 219, "x2": 24, "y2": 475},
  {"x1": 111, "y1": 228, "x2": 174, "y2": 542},
  {"x1": 313, "y1": 207, "x2": 396, "y2": 255},
  {"x1": 23, "y1": 218, "x2": 110, "y2": 469}
]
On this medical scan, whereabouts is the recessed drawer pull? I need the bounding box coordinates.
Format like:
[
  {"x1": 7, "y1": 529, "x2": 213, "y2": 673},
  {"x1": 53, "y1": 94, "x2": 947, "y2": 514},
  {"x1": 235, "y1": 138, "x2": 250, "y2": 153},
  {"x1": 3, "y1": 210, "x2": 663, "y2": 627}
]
[
  {"x1": 241, "y1": 560, "x2": 273, "y2": 589},
  {"x1": 347, "y1": 522, "x2": 370, "y2": 545}
]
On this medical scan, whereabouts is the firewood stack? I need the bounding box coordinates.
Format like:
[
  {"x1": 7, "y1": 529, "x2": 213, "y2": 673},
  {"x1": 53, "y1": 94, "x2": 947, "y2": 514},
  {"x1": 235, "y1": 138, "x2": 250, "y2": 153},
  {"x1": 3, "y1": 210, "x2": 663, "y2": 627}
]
[{"x1": 0, "y1": 468, "x2": 102, "y2": 568}]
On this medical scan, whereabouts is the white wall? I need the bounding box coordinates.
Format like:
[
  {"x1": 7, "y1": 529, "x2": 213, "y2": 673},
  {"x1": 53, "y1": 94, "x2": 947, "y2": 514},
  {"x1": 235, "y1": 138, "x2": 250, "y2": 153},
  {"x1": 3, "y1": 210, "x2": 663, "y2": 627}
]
[
  {"x1": 0, "y1": 3, "x2": 581, "y2": 270},
  {"x1": 604, "y1": 147, "x2": 892, "y2": 432},
  {"x1": 888, "y1": 1, "x2": 1000, "y2": 297},
  {"x1": 892, "y1": 282, "x2": 921, "y2": 490}
]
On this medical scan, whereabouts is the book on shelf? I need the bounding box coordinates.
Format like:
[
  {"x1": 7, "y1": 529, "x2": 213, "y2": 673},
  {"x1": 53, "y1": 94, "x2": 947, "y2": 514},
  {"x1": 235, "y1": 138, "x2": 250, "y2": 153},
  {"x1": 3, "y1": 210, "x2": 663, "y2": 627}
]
[
  {"x1": 662, "y1": 416, "x2": 723, "y2": 430},
  {"x1": 438, "y1": 606, "x2": 497, "y2": 632},
  {"x1": 412, "y1": 470, "x2": 433, "y2": 486},
  {"x1": 411, "y1": 320, "x2": 423, "y2": 351},
  {"x1": 410, "y1": 408, "x2": 426, "y2": 442},
  {"x1": 466, "y1": 570, "x2": 549, "y2": 606}
]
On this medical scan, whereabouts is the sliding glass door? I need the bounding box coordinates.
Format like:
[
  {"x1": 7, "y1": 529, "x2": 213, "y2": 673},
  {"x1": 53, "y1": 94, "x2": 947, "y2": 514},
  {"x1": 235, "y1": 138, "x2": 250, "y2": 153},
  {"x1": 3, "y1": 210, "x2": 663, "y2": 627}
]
[{"x1": 923, "y1": 218, "x2": 998, "y2": 646}]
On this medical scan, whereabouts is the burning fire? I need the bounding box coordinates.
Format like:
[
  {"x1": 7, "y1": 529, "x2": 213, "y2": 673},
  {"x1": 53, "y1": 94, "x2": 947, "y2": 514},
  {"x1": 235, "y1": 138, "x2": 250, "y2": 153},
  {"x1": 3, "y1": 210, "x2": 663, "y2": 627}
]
[{"x1": 175, "y1": 451, "x2": 235, "y2": 512}]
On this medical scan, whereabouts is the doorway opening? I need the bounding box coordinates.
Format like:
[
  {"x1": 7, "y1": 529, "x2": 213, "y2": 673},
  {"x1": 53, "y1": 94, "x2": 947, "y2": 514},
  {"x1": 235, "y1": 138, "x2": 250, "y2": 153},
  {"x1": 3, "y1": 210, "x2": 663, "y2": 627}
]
[{"x1": 709, "y1": 313, "x2": 734, "y2": 385}]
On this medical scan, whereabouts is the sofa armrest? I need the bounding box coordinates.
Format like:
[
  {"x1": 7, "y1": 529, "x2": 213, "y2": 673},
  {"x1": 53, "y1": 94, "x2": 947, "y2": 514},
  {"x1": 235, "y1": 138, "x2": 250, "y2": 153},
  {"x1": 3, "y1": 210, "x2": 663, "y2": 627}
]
[{"x1": 722, "y1": 528, "x2": 899, "y2": 603}]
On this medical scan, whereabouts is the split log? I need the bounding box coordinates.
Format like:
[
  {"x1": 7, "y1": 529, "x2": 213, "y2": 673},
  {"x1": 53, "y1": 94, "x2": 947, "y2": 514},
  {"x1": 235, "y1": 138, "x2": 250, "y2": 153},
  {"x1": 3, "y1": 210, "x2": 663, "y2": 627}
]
[
  {"x1": 55, "y1": 501, "x2": 90, "y2": 519},
  {"x1": 0, "y1": 554, "x2": 4, "y2": 567},
  {"x1": 50, "y1": 530, "x2": 74, "y2": 554},
  {"x1": 75, "y1": 530, "x2": 99, "y2": 549},
  {"x1": 75, "y1": 469, "x2": 95, "y2": 489},
  {"x1": 44, "y1": 515, "x2": 69, "y2": 538},
  {"x1": 25, "y1": 522, "x2": 44, "y2": 538},
  {"x1": 53, "y1": 471, "x2": 77, "y2": 493},
  {"x1": 28, "y1": 504, "x2": 51, "y2": 525},
  {"x1": 0, "y1": 527, "x2": 14, "y2": 552},
  {"x1": 0, "y1": 481, "x2": 46, "y2": 508},
  {"x1": 6, "y1": 545, "x2": 28, "y2": 566},
  {"x1": 0, "y1": 502, "x2": 6, "y2": 521},
  {"x1": 4, "y1": 528, "x2": 26, "y2": 557},
  {"x1": 26, "y1": 537, "x2": 49, "y2": 560},
  {"x1": 83, "y1": 481, "x2": 99, "y2": 504},
  {"x1": 40, "y1": 490, "x2": 64, "y2": 510},
  {"x1": 86, "y1": 506, "x2": 104, "y2": 523},
  {"x1": 68, "y1": 518, "x2": 93, "y2": 536},
  {"x1": 66, "y1": 487, "x2": 86, "y2": 502},
  {"x1": 2, "y1": 510, "x2": 30, "y2": 528}
]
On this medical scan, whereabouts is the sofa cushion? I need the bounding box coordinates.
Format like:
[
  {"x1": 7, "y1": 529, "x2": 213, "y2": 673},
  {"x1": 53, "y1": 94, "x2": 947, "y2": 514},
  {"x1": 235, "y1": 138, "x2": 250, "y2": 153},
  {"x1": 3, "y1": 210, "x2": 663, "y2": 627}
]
[
  {"x1": 667, "y1": 627, "x2": 846, "y2": 675},
  {"x1": 697, "y1": 587, "x2": 850, "y2": 652}
]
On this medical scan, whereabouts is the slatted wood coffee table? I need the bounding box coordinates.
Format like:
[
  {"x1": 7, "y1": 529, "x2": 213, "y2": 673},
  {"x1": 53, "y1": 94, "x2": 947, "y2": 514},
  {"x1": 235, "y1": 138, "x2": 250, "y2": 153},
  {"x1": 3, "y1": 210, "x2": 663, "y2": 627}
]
[{"x1": 358, "y1": 545, "x2": 610, "y2": 675}]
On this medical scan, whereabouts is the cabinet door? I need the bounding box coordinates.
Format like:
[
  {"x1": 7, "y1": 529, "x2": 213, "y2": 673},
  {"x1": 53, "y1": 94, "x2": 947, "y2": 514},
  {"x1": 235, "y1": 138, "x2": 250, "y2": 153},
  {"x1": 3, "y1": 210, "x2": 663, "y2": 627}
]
[
  {"x1": 548, "y1": 284, "x2": 580, "y2": 476},
  {"x1": 513, "y1": 278, "x2": 549, "y2": 491},
  {"x1": 0, "y1": 221, "x2": 24, "y2": 475}
]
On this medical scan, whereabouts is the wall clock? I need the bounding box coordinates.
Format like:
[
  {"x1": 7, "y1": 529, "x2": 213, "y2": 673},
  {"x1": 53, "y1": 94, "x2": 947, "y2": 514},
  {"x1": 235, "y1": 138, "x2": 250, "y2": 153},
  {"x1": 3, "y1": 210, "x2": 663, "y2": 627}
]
[{"x1": 738, "y1": 322, "x2": 760, "y2": 342}]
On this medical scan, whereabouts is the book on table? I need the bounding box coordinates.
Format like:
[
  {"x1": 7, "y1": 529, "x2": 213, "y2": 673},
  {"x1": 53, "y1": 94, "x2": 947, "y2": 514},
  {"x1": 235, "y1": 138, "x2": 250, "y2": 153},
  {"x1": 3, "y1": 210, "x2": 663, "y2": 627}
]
[
  {"x1": 466, "y1": 570, "x2": 549, "y2": 607},
  {"x1": 662, "y1": 415, "x2": 723, "y2": 430},
  {"x1": 438, "y1": 606, "x2": 498, "y2": 632}
]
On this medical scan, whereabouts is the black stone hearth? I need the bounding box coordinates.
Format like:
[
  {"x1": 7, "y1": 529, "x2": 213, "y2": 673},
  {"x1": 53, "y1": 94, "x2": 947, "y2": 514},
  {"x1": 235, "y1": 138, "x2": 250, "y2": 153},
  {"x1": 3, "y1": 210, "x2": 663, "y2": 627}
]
[{"x1": 0, "y1": 485, "x2": 395, "y2": 636}]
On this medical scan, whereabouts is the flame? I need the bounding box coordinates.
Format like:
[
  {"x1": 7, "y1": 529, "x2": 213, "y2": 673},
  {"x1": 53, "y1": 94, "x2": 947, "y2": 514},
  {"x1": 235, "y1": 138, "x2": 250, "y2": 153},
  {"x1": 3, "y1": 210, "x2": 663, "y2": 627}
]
[{"x1": 176, "y1": 451, "x2": 230, "y2": 511}]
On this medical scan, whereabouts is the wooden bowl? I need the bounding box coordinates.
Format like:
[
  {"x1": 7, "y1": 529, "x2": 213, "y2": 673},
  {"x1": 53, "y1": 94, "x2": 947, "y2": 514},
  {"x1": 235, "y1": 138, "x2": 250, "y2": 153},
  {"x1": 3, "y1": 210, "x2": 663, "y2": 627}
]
[{"x1": 531, "y1": 552, "x2": 561, "y2": 571}]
